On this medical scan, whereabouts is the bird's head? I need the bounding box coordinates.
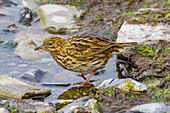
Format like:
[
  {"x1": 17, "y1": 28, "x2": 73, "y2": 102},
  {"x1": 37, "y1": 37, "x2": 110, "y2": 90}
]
[{"x1": 35, "y1": 36, "x2": 65, "y2": 52}]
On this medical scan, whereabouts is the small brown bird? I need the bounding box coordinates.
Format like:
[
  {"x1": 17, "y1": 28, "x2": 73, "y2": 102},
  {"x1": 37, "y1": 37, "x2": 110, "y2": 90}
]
[{"x1": 35, "y1": 35, "x2": 137, "y2": 85}]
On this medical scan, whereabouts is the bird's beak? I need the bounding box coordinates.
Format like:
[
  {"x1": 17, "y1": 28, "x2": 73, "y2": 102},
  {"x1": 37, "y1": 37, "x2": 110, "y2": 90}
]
[{"x1": 34, "y1": 45, "x2": 46, "y2": 51}]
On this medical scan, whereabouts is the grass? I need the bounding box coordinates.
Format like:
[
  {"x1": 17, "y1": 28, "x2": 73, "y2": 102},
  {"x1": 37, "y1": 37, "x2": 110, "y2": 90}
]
[{"x1": 138, "y1": 44, "x2": 155, "y2": 57}]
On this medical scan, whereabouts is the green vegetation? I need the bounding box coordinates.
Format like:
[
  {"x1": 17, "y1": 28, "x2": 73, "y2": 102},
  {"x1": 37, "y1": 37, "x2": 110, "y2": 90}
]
[
  {"x1": 142, "y1": 5, "x2": 149, "y2": 8},
  {"x1": 100, "y1": 87, "x2": 114, "y2": 97},
  {"x1": 3, "y1": 41, "x2": 18, "y2": 48},
  {"x1": 151, "y1": 85, "x2": 158, "y2": 89},
  {"x1": 95, "y1": 15, "x2": 100, "y2": 18},
  {"x1": 124, "y1": 80, "x2": 135, "y2": 90},
  {"x1": 114, "y1": 22, "x2": 119, "y2": 27},
  {"x1": 69, "y1": 0, "x2": 83, "y2": 6},
  {"x1": 165, "y1": 74, "x2": 170, "y2": 80},
  {"x1": 123, "y1": 11, "x2": 140, "y2": 16},
  {"x1": 138, "y1": 44, "x2": 155, "y2": 57},
  {"x1": 115, "y1": 9, "x2": 122, "y2": 13},
  {"x1": 73, "y1": 9, "x2": 86, "y2": 20},
  {"x1": 0, "y1": 40, "x2": 17, "y2": 48},
  {"x1": 167, "y1": 1, "x2": 170, "y2": 5},
  {"x1": 0, "y1": 40, "x2": 4, "y2": 43},
  {"x1": 150, "y1": 88, "x2": 170, "y2": 102},
  {"x1": 73, "y1": 14, "x2": 82, "y2": 20},
  {"x1": 156, "y1": 58, "x2": 165, "y2": 63}
]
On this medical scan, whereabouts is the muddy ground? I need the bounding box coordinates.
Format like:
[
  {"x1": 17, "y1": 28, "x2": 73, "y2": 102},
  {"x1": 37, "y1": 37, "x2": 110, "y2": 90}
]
[{"x1": 55, "y1": 0, "x2": 170, "y2": 112}]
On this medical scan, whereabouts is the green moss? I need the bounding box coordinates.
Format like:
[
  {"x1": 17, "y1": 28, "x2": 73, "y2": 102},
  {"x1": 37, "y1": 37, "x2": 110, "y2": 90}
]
[
  {"x1": 156, "y1": 58, "x2": 165, "y2": 63},
  {"x1": 138, "y1": 44, "x2": 155, "y2": 57},
  {"x1": 151, "y1": 88, "x2": 170, "y2": 102},
  {"x1": 95, "y1": 15, "x2": 100, "y2": 18},
  {"x1": 94, "y1": 102, "x2": 99, "y2": 112},
  {"x1": 73, "y1": 14, "x2": 83, "y2": 20},
  {"x1": 115, "y1": 9, "x2": 122, "y2": 13},
  {"x1": 135, "y1": 17, "x2": 144, "y2": 20},
  {"x1": 69, "y1": 0, "x2": 83, "y2": 6},
  {"x1": 100, "y1": 87, "x2": 114, "y2": 97},
  {"x1": 124, "y1": 80, "x2": 135, "y2": 90},
  {"x1": 151, "y1": 85, "x2": 158, "y2": 89},
  {"x1": 114, "y1": 22, "x2": 119, "y2": 27},
  {"x1": 166, "y1": 1, "x2": 170, "y2": 5},
  {"x1": 0, "y1": 40, "x2": 4, "y2": 43},
  {"x1": 165, "y1": 75, "x2": 170, "y2": 80},
  {"x1": 3, "y1": 41, "x2": 18, "y2": 48},
  {"x1": 142, "y1": 5, "x2": 149, "y2": 8}
]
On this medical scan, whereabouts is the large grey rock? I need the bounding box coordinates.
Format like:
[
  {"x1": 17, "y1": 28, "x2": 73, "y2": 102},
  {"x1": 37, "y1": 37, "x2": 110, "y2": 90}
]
[
  {"x1": 13, "y1": 31, "x2": 48, "y2": 59},
  {"x1": 36, "y1": 4, "x2": 81, "y2": 32},
  {"x1": 96, "y1": 78, "x2": 147, "y2": 91},
  {"x1": 127, "y1": 103, "x2": 170, "y2": 113},
  {"x1": 117, "y1": 22, "x2": 170, "y2": 44},
  {"x1": 0, "y1": 76, "x2": 51, "y2": 100}
]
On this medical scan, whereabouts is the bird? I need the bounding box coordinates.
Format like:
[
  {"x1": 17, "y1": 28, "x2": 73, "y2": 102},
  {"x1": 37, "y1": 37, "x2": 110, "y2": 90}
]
[{"x1": 35, "y1": 35, "x2": 138, "y2": 85}]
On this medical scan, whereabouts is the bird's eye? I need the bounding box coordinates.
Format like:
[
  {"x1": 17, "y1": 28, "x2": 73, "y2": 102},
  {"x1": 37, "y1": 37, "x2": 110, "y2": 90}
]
[{"x1": 49, "y1": 43, "x2": 53, "y2": 46}]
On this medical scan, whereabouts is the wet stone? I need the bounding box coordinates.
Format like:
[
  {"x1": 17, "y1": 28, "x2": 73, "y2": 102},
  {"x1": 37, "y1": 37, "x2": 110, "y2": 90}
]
[
  {"x1": 20, "y1": 68, "x2": 47, "y2": 82},
  {"x1": 17, "y1": 101, "x2": 54, "y2": 113},
  {"x1": 0, "y1": 76, "x2": 51, "y2": 100}
]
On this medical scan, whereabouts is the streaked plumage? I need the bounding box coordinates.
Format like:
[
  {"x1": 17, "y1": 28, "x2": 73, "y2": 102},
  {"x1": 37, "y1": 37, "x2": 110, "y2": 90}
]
[{"x1": 35, "y1": 35, "x2": 137, "y2": 85}]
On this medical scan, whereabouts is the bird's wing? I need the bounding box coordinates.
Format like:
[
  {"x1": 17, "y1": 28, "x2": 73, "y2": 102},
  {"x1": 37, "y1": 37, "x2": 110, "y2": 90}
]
[{"x1": 65, "y1": 35, "x2": 116, "y2": 58}]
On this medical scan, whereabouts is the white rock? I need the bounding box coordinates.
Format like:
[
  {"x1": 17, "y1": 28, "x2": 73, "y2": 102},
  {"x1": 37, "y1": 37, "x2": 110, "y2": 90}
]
[
  {"x1": 13, "y1": 31, "x2": 48, "y2": 59},
  {"x1": 36, "y1": 4, "x2": 81, "y2": 31},
  {"x1": 97, "y1": 78, "x2": 148, "y2": 91},
  {"x1": 117, "y1": 22, "x2": 170, "y2": 44},
  {"x1": 0, "y1": 108, "x2": 9, "y2": 113},
  {"x1": 127, "y1": 103, "x2": 170, "y2": 113}
]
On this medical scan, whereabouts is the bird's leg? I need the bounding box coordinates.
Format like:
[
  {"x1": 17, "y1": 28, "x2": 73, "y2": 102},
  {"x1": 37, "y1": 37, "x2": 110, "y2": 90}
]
[
  {"x1": 79, "y1": 73, "x2": 86, "y2": 80},
  {"x1": 71, "y1": 70, "x2": 97, "y2": 86}
]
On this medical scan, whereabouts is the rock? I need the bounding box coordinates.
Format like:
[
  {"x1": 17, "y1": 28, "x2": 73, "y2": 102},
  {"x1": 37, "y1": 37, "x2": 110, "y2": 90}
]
[
  {"x1": 13, "y1": 31, "x2": 49, "y2": 59},
  {"x1": 127, "y1": 103, "x2": 170, "y2": 113},
  {"x1": 50, "y1": 100, "x2": 74, "y2": 110},
  {"x1": 36, "y1": 4, "x2": 81, "y2": 32},
  {"x1": 20, "y1": 68, "x2": 47, "y2": 82},
  {"x1": 96, "y1": 78, "x2": 147, "y2": 91},
  {"x1": 117, "y1": 21, "x2": 170, "y2": 44},
  {"x1": 58, "y1": 96, "x2": 89, "y2": 113},
  {"x1": 0, "y1": 76, "x2": 51, "y2": 100},
  {"x1": 0, "y1": 108, "x2": 9, "y2": 113},
  {"x1": 70, "y1": 98, "x2": 98, "y2": 113},
  {"x1": 17, "y1": 100, "x2": 54, "y2": 113}
]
